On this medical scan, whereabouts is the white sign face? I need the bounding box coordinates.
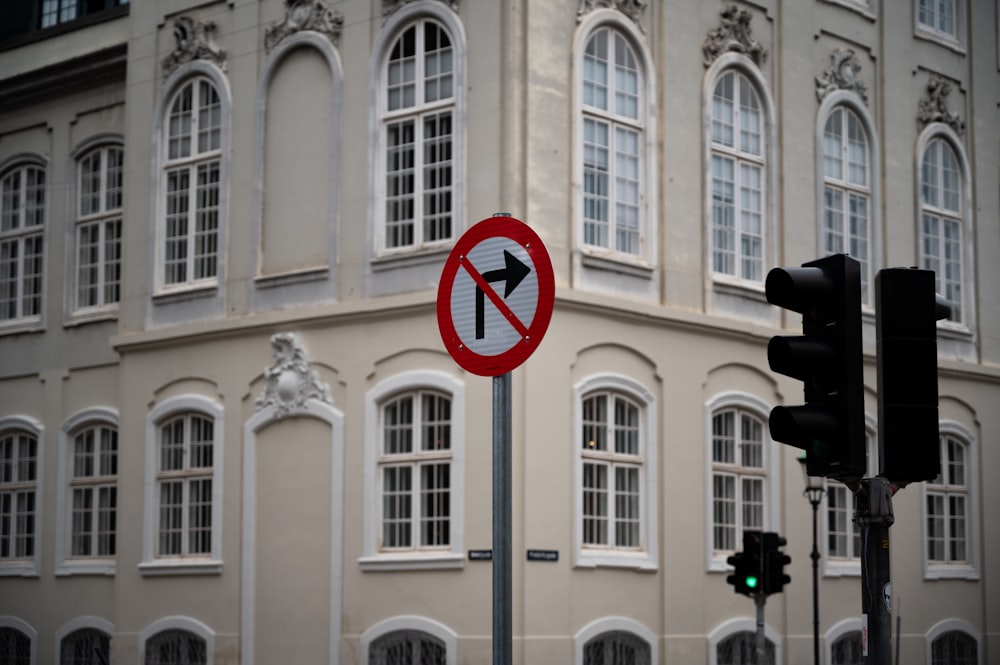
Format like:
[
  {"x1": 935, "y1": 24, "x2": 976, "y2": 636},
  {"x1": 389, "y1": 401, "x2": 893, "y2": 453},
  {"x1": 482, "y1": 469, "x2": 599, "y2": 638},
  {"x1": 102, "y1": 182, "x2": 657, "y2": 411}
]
[{"x1": 450, "y1": 236, "x2": 539, "y2": 357}]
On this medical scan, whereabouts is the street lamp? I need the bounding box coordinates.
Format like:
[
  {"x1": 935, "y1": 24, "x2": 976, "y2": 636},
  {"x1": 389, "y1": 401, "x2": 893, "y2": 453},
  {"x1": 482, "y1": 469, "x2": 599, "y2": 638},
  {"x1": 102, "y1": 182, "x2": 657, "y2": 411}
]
[{"x1": 799, "y1": 454, "x2": 825, "y2": 665}]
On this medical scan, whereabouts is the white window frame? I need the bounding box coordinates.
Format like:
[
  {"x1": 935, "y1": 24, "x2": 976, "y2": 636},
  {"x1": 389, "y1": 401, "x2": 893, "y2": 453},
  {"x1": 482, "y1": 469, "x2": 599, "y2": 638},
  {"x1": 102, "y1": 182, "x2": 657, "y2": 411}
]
[
  {"x1": 705, "y1": 392, "x2": 779, "y2": 572},
  {"x1": 371, "y1": 3, "x2": 465, "y2": 258},
  {"x1": 361, "y1": 616, "x2": 457, "y2": 665},
  {"x1": 703, "y1": 54, "x2": 778, "y2": 300},
  {"x1": 822, "y1": 421, "x2": 876, "y2": 577},
  {"x1": 0, "y1": 415, "x2": 44, "y2": 577},
  {"x1": 139, "y1": 616, "x2": 214, "y2": 665},
  {"x1": 925, "y1": 618, "x2": 981, "y2": 665},
  {"x1": 708, "y1": 618, "x2": 782, "y2": 665},
  {"x1": 56, "y1": 408, "x2": 118, "y2": 576},
  {"x1": 923, "y1": 421, "x2": 979, "y2": 580},
  {"x1": 55, "y1": 616, "x2": 114, "y2": 665},
  {"x1": 917, "y1": 128, "x2": 973, "y2": 331},
  {"x1": 575, "y1": 617, "x2": 658, "y2": 665},
  {"x1": 573, "y1": 374, "x2": 657, "y2": 570},
  {"x1": 361, "y1": 370, "x2": 465, "y2": 571},
  {"x1": 0, "y1": 616, "x2": 36, "y2": 665},
  {"x1": 915, "y1": 0, "x2": 967, "y2": 52},
  {"x1": 141, "y1": 395, "x2": 224, "y2": 576},
  {"x1": 575, "y1": 17, "x2": 651, "y2": 263},
  {"x1": 818, "y1": 102, "x2": 875, "y2": 306},
  {"x1": 0, "y1": 157, "x2": 46, "y2": 330},
  {"x1": 71, "y1": 138, "x2": 123, "y2": 317}
]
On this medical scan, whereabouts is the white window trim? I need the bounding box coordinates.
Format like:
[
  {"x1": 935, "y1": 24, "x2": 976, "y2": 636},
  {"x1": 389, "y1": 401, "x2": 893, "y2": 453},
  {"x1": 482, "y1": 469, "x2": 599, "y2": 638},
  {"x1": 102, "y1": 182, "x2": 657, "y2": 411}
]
[
  {"x1": 922, "y1": 420, "x2": 979, "y2": 580},
  {"x1": 916, "y1": 124, "x2": 976, "y2": 337},
  {"x1": 362, "y1": 615, "x2": 458, "y2": 665},
  {"x1": 368, "y1": 1, "x2": 466, "y2": 261},
  {"x1": 575, "y1": 616, "x2": 658, "y2": 665},
  {"x1": 150, "y1": 60, "x2": 231, "y2": 302},
  {"x1": 66, "y1": 135, "x2": 124, "y2": 324},
  {"x1": 914, "y1": 0, "x2": 967, "y2": 53},
  {"x1": 824, "y1": 618, "x2": 863, "y2": 665},
  {"x1": 0, "y1": 615, "x2": 37, "y2": 665},
  {"x1": 55, "y1": 616, "x2": 114, "y2": 664},
  {"x1": 703, "y1": 54, "x2": 778, "y2": 299},
  {"x1": 820, "y1": 0, "x2": 877, "y2": 20},
  {"x1": 925, "y1": 617, "x2": 982, "y2": 665},
  {"x1": 707, "y1": 617, "x2": 782, "y2": 665},
  {"x1": 55, "y1": 407, "x2": 118, "y2": 576},
  {"x1": 822, "y1": 418, "x2": 877, "y2": 577},
  {"x1": 141, "y1": 395, "x2": 224, "y2": 576},
  {"x1": 139, "y1": 616, "x2": 214, "y2": 665},
  {"x1": 361, "y1": 370, "x2": 465, "y2": 571},
  {"x1": 704, "y1": 392, "x2": 779, "y2": 572},
  {"x1": 241, "y1": 391, "x2": 344, "y2": 665},
  {"x1": 572, "y1": 373, "x2": 657, "y2": 571},
  {"x1": 816, "y1": 92, "x2": 881, "y2": 308},
  {"x1": 0, "y1": 415, "x2": 44, "y2": 577},
  {"x1": 0, "y1": 154, "x2": 47, "y2": 334},
  {"x1": 572, "y1": 9, "x2": 657, "y2": 272}
]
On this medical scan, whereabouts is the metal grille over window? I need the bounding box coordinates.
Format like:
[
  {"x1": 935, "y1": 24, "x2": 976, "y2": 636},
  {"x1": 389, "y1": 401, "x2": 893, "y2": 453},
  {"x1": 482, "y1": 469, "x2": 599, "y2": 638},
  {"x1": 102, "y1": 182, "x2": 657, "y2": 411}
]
[
  {"x1": 583, "y1": 631, "x2": 651, "y2": 665},
  {"x1": 369, "y1": 630, "x2": 446, "y2": 665},
  {"x1": 145, "y1": 629, "x2": 207, "y2": 665},
  {"x1": 716, "y1": 632, "x2": 775, "y2": 665},
  {"x1": 830, "y1": 631, "x2": 863, "y2": 665},
  {"x1": 0, "y1": 627, "x2": 31, "y2": 665},
  {"x1": 60, "y1": 628, "x2": 111, "y2": 665},
  {"x1": 931, "y1": 630, "x2": 978, "y2": 665}
]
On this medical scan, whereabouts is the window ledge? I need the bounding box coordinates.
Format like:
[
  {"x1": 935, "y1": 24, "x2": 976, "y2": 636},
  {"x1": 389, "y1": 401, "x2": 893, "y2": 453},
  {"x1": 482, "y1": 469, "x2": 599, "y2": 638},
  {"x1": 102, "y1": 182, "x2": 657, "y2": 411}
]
[
  {"x1": 576, "y1": 550, "x2": 657, "y2": 572},
  {"x1": 359, "y1": 553, "x2": 464, "y2": 572},
  {"x1": 152, "y1": 284, "x2": 218, "y2": 305},
  {"x1": 255, "y1": 267, "x2": 330, "y2": 289},
  {"x1": 55, "y1": 561, "x2": 116, "y2": 576},
  {"x1": 580, "y1": 250, "x2": 654, "y2": 279},
  {"x1": 0, "y1": 320, "x2": 44, "y2": 337},
  {"x1": 823, "y1": 560, "x2": 861, "y2": 578},
  {"x1": 139, "y1": 559, "x2": 223, "y2": 576},
  {"x1": 915, "y1": 29, "x2": 967, "y2": 55},
  {"x1": 65, "y1": 309, "x2": 118, "y2": 328},
  {"x1": 0, "y1": 563, "x2": 40, "y2": 577},
  {"x1": 371, "y1": 245, "x2": 452, "y2": 272},
  {"x1": 819, "y1": 0, "x2": 876, "y2": 21},
  {"x1": 925, "y1": 565, "x2": 979, "y2": 581},
  {"x1": 713, "y1": 275, "x2": 767, "y2": 299}
]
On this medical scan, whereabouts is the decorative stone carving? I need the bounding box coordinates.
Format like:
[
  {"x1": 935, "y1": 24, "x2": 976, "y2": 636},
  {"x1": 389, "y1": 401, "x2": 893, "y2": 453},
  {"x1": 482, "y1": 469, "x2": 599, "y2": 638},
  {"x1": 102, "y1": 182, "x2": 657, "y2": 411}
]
[
  {"x1": 917, "y1": 76, "x2": 965, "y2": 134},
  {"x1": 703, "y1": 5, "x2": 768, "y2": 67},
  {"x1": 577, "y1": 0, "x2": 648, "y2": 32},
  {"x1": 382, "y1": 0, "x2": 458, "y2": 22},
  {"x1": 161, "y1": 16, "x2": 227, "y2": 78},
  {"x1": 815, "y1": 48, "x2": 868, "y2": 105},
  {"x1": 255, "y1": 333, "x2": 331, "y2": 417},
  {"x1": 265, "y1": 0, "x2": 344, "y2": 53}
]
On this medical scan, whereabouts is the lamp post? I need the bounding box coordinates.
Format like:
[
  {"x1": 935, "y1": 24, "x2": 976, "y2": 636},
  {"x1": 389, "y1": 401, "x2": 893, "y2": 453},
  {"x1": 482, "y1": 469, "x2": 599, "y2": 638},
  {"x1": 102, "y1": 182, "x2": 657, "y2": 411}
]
[{"x1": 799, "y1": 455, "x2": 824, "y2": 665}]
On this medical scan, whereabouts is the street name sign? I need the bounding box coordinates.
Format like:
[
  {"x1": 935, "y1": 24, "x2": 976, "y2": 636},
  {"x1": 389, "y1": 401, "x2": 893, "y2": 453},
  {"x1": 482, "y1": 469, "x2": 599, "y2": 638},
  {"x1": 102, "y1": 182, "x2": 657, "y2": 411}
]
[{"x1": 437, "y1": 215, "x2": 554, "y2": 376}]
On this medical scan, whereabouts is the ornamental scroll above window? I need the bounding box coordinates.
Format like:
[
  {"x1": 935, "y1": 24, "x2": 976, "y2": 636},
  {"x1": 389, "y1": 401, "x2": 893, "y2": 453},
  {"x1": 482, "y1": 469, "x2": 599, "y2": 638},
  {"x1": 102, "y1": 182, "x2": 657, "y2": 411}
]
[
  {"x1": 702, "y1": 5, "x2": 768, "y2": 67},
  {"x1": 382, "y1": 0, "x2": 459, "y2": 21},
  {"x1": 265, "y1": 0, "x2": 344, "y2": 52},
  {"x1": 255, "y1": 332, "x2": 332, "y2": 418},
  {"x1": 815, "y1": 48, "x2": 869, "y2": 105},
  {"x1": 577, "y1": 0, "x2": 649, "y2": 33},
  {"x1": 161, "y1": 16, "x2": 227, "y2": 78},
  {"x1": 917, "y1": 75, "x2": 965, "y2": 135}
]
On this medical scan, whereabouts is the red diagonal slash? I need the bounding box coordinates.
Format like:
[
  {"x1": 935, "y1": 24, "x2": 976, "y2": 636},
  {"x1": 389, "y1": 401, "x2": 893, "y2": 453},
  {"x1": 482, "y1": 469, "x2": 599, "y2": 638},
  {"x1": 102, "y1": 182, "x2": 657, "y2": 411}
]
[{"x1": 461, "y1": 257, "x2": 530, "y2": 338}]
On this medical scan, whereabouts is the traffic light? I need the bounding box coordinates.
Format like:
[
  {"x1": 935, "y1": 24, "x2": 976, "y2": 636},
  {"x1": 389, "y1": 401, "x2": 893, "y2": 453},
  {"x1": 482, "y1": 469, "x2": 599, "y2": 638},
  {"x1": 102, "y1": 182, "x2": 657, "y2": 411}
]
[
  {"x1": 875, "y1": 268, "x2": 950, "y2": 483},
  {"x1": 726, "y1": 531, "x2": 762, "y2": 596},
  {"x1": 765, "y1": 254, "x2": 866, "y2": 481},
  {"x1": 762, "y1": 532, "x2": 791, "y2": 595}
]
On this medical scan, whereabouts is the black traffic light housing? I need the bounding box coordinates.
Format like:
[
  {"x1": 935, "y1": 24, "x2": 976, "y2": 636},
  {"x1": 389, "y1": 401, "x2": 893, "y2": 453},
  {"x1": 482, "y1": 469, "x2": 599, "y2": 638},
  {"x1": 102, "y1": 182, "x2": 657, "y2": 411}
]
[
  {"x1": 762, "y1": 532, "x2": 791, "y2": 595},
  {"x1": 875, "y1": 268, "x2": 949, "y2": 483},
  {"x1": 766, "y1": 254, "x2": 866, "y2": 481},
  {"x1": 726, "y1": 531, "x2": 762, "y2": 597}
]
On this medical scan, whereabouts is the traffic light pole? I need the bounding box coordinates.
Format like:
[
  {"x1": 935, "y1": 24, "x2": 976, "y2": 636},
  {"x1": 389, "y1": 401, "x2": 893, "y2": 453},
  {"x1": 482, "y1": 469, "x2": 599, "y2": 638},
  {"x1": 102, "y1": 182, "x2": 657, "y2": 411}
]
[
  {"x1": 858, "y1": 477, "x2": 894, "y2": 665},
  {"x1": 755, "y1": 593, "x2": 766, "y2": 665}
]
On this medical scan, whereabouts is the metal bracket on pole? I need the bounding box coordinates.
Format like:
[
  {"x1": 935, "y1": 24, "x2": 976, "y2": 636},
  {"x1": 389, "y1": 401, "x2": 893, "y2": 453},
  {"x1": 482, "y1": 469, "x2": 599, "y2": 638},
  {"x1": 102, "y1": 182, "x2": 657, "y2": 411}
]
[{"x1": 857, "y1": 477, "x2": 894, "y2": 665}]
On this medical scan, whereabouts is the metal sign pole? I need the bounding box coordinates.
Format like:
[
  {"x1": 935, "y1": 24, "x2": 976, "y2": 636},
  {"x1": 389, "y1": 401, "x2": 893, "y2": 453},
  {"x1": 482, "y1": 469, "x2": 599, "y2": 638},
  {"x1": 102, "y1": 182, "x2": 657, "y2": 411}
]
[
  {"x1": 492, "y1": 372, "x2": 512, "y2": 665},
  {"x1": 859, "y1": 477, "x2": 894, "y2": 665}
]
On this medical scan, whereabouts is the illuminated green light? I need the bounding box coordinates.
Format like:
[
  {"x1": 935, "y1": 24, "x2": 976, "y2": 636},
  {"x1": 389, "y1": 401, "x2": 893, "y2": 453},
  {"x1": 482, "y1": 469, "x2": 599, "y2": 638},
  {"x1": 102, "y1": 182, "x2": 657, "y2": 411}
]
[{"x1": 746, "y1": 576, "x2": 759, "y2": 588}]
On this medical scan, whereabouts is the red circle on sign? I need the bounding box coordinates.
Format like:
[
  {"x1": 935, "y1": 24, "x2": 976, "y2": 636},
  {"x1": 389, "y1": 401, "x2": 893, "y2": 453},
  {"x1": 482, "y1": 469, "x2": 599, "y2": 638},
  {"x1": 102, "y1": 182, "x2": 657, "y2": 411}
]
[{"x1": 437, "y1": 216, "x2": 555, "y2": 376}]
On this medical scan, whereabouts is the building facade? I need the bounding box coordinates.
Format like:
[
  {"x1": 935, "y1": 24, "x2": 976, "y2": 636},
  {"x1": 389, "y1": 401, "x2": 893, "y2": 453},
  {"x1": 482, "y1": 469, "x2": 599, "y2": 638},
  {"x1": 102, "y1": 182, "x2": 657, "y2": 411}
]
[{"x1": 0, "y1": 0, "x2": 998, "y2": 663}]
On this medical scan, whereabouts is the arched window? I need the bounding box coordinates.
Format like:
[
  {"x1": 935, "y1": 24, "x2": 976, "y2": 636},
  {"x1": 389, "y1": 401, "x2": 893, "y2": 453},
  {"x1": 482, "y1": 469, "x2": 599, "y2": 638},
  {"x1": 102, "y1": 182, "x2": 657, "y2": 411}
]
[
  {"x1": 583, "y1": 630, "x2": 651, "y2": 665},
  {"x1": 0, "y1": 159, "x2": 45, "y2": 323},
  {"x1": 822, "y1": 106, "x2": 872, "y2": 303},
  {"x1": 926, "y1": 434, "x2": 969, "y2": 565},
  {"x1": 0, "y1": 626, "x2": 31, "y2": 665},
  {"x1": 710, "y1": 69, "x2": 765, "y2": 283},
  {"x1": 379, "y1": 16, "x2": 457, "y2": 252},
  {"x1": 156, "y1": 413, "x2": 214, "y2": 557},
  {"x1": 920, "y1": 137, "x2": 965, "y2": 324},
  {"x1": 145, "y1": 629, "x2": 206, "y2": 665},
  {"x1": 161, "y1": 76, "x2": 222, "y2": 288},
  {"x1": 60, "y1": 627, "x2": 111, "y2": 665},
  {"x1": 711, "y1": 407, "x2": 766, "y2": 553},
  {"x1": 0, "y1": 429, "x2": 38, "y2": 562},
  {"x1": 369, "y1": 629, "x2": 445, "y2": 665},
  {"x1": 68, "y1": 422, "x2": 118, "y2": 559},
  {"x1": 716, "y1": 631, "x2": 775, "y2": 665},
  {"x1": 830, "y1": 630, "x2": 863, "y2": 665},
  {"x1": 580, "y1": 26, "x2": 645, "y2": 256},
  {"x1": 74, "y1": 142, "x2": 123, "y2": 311}
]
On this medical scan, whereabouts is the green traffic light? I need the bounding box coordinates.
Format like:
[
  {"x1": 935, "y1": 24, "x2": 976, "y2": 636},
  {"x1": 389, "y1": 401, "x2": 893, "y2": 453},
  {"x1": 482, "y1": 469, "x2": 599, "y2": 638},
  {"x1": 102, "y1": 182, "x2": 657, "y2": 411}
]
[{"x1": 746, "y1": 576, "x2": 758, "y2": 588}]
